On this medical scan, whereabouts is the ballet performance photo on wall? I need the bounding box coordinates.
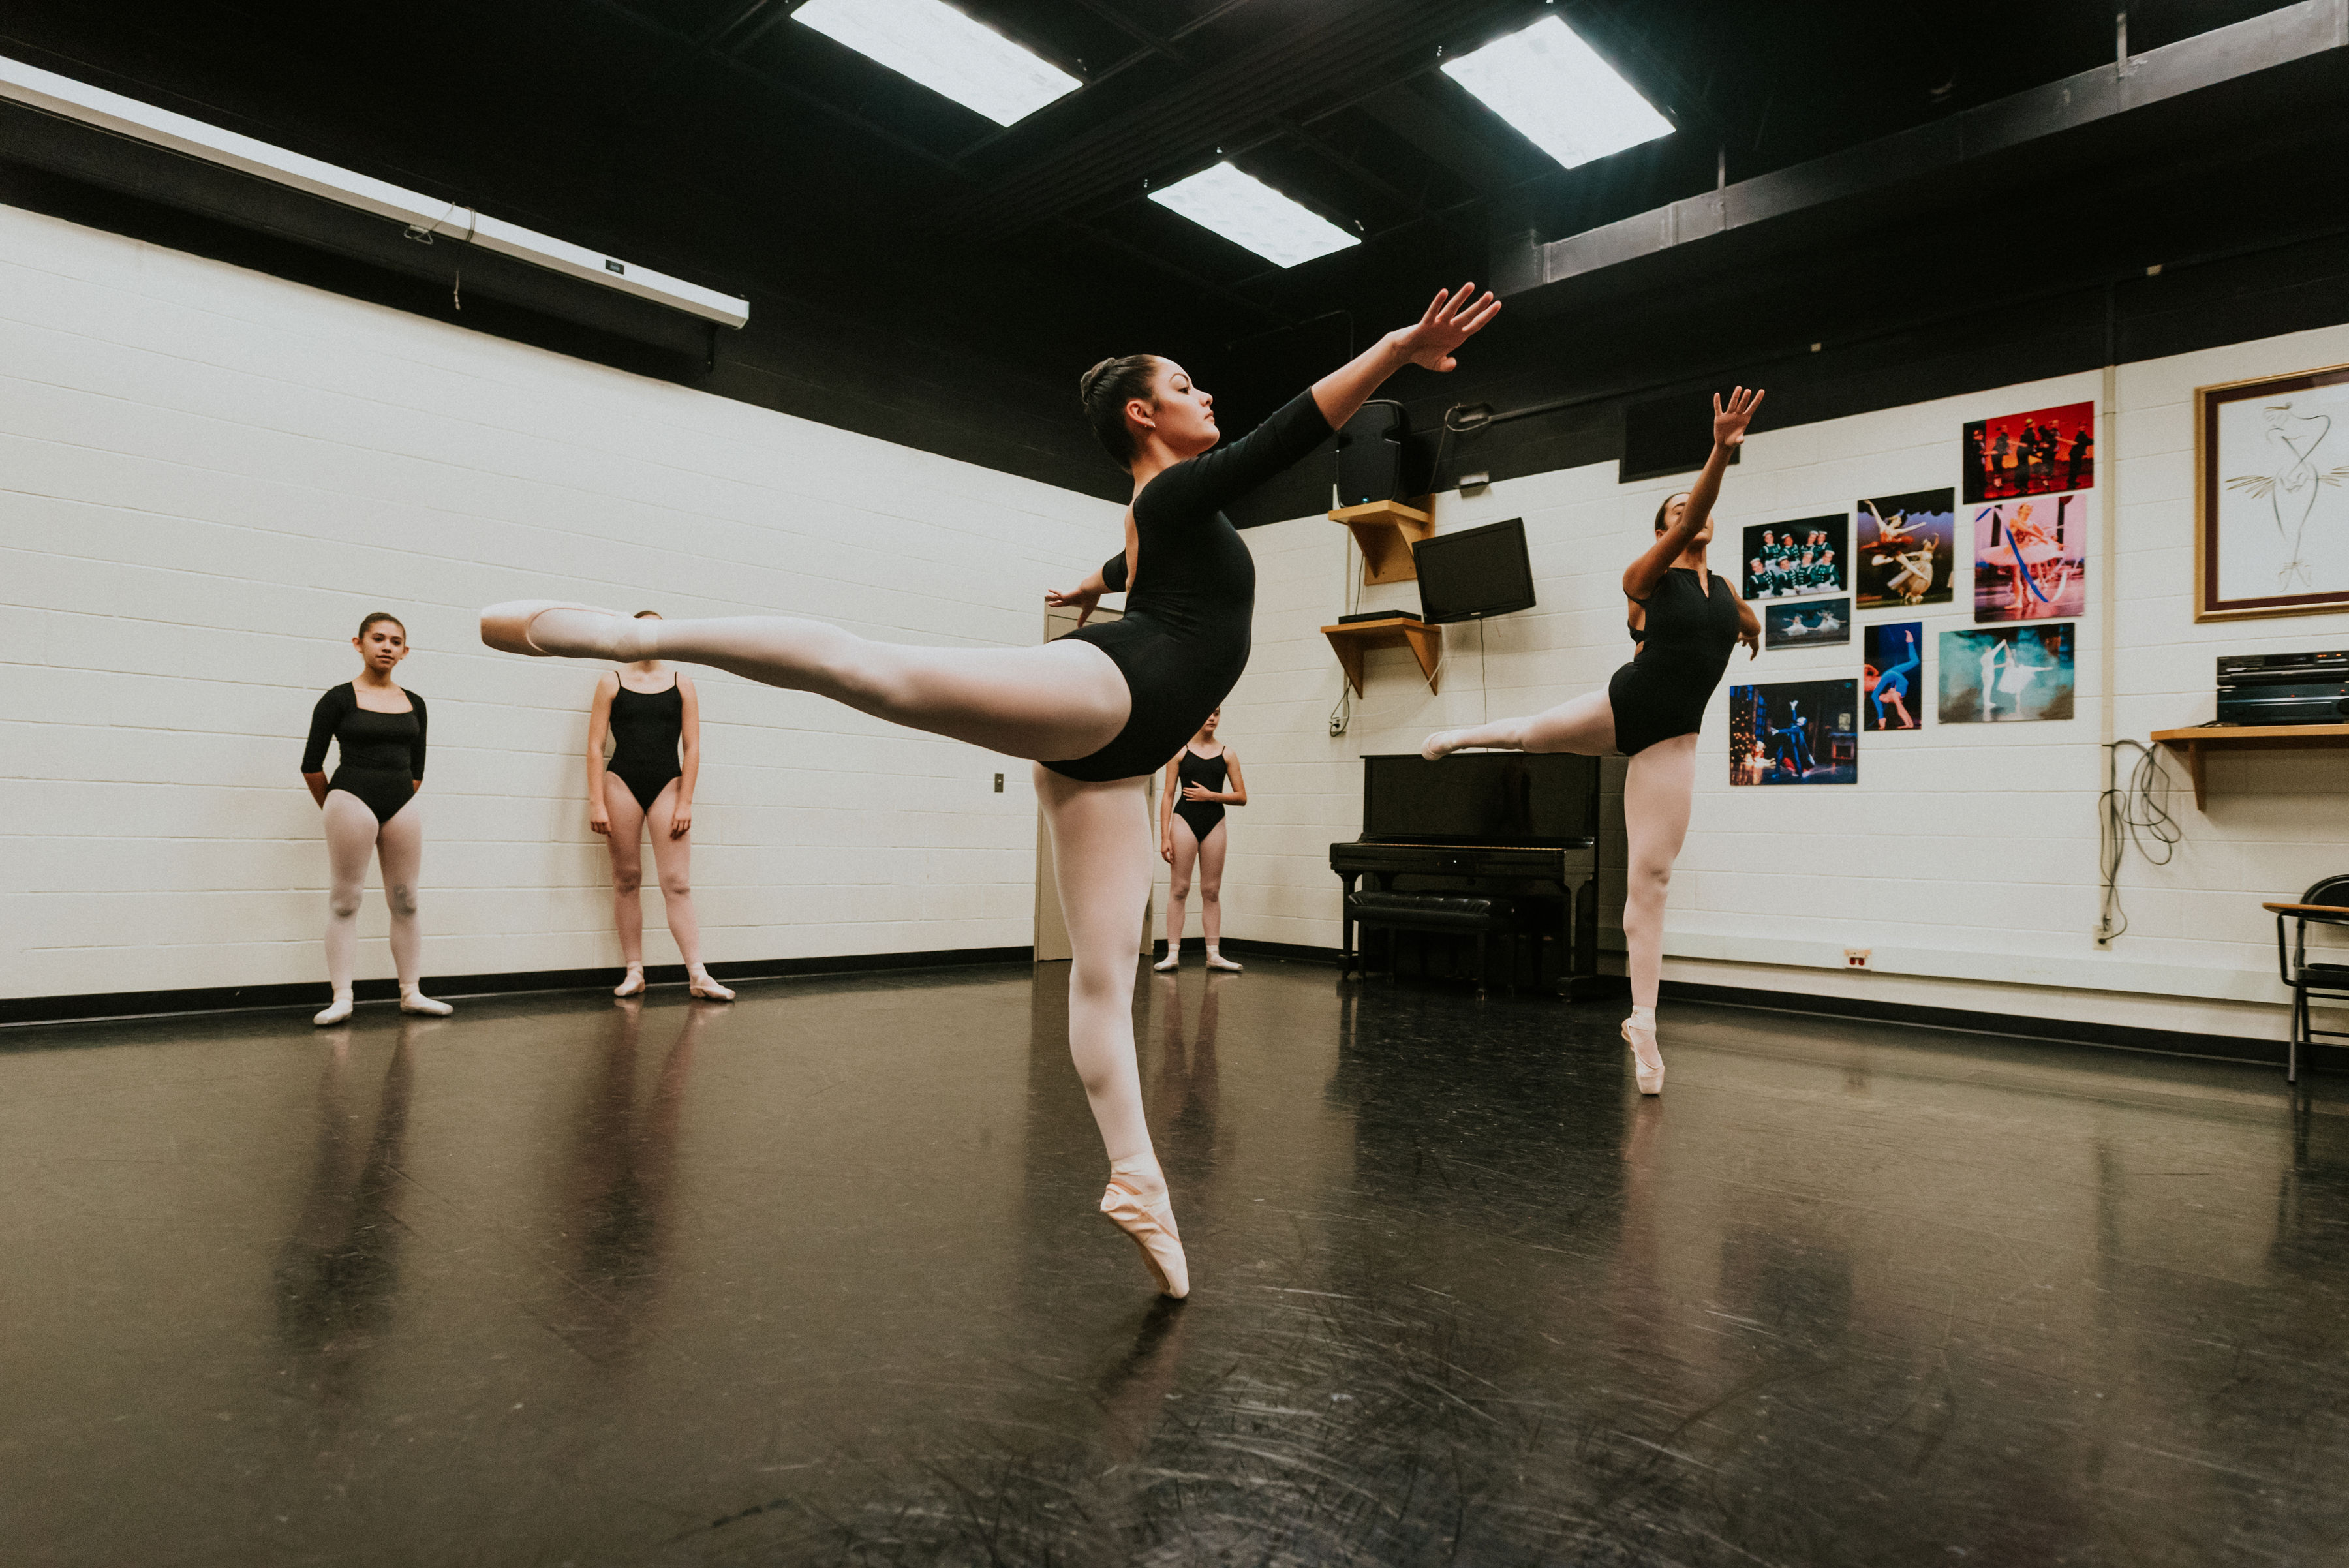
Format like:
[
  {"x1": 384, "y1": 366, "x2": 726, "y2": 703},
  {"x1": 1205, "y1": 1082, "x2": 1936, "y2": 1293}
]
[
  {"x1": 1742, "y1": 515, "x2": 1847, "y2": 600},
  {"x1": 1963, "y1": 400, "x2": 2095, "y2": 503},
  {"x1": 1973, "y1": 493, "x2": 2087, "y2": 621},
  {"x1": 1730, "y1": 679, "x2": 1858, "y2": 785},
  {"x1": 1938, "y1": 624, "x2": 2076, "y2": 722},
  {"x1": 1855, "y1": 489, "x2": 1954, "y2": 608},
  {"x1": 1763, "y1": 596, "x2": 1850, "y2": 649},
  {"x1": 1863, "y1": 622, "x2": 1924, "y2": 730}
]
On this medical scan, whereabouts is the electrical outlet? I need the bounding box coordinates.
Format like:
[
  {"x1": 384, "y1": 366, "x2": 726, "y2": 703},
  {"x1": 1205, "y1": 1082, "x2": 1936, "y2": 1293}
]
[
  {"x1": 992, "y1": 773, "x2": 1003, "y2": 793},
  {"x1": 1844, "y1": 948, "x2": 1871, "y2": 969}
]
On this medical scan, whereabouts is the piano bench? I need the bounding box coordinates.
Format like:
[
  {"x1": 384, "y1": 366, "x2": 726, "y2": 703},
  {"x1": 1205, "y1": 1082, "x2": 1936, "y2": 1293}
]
[{"x1": 1347, "y1": 891, "x2": 1524, "y2": 997}]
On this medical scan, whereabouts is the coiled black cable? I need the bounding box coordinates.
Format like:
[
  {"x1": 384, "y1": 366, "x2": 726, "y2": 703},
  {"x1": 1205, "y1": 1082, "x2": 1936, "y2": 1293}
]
[{"x1": 2098, "y1": 739, "x2": 2182, "y2": 942}]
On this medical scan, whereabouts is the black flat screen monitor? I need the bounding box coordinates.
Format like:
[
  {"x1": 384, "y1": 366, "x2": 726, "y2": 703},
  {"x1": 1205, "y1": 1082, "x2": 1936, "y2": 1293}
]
[
  {"x1": 1360, "y1": 752, "x2": 1597, "y2": 846},
  {"x1": 1414, "y1": 517, "x2": 1535, "y2": 624}
]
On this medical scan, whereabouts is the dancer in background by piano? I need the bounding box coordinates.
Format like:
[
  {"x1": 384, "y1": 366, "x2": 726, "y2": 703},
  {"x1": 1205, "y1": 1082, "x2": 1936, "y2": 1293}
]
[
  {"x1": 1419, "y1": 387, "x2": 1764, "y2": 1096},
  {"x1": 478, "y1": 281, "x2": 1502, "y2": 1300},
  {"x1": 1154, "y1": 707, "x2": 1248, "y2": 974}
]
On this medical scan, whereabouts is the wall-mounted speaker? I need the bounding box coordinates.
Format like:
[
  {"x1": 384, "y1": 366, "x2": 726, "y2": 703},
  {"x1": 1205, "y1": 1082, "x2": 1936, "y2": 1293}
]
[{"x1": 1336, "y1": 401, "x2": 1409, "y2": 506}]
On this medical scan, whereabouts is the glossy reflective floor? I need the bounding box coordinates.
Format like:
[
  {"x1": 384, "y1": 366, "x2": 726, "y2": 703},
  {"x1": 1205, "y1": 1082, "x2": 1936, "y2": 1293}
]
[{"x1": 3, "y1": 963, "x2": 2346, "y2": 1567}]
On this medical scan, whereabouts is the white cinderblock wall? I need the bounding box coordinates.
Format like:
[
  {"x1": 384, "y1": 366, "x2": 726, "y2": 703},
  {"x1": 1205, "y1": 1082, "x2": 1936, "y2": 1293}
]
[
  {"x1": 1194, "y1": 324, "x2": 2349, "y2": 1041},
  {"x1": 0, "y1": 204, "x2": 1115, "y2": 1001}
]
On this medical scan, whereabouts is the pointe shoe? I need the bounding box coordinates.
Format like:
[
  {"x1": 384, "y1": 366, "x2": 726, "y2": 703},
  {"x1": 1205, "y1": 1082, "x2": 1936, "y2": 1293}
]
[
  {"x1": 613, "y1": 968, "x2": 645, "y2": 998},
  {"x1": 1420, "y1": 729, "x2": 1467, "y2": 761},
  {"x1": 313, "y1": 994, "x2": 354, "y2": 1026},
  {"x1": 1204, "y1": 951, "x2": 1242, "y2": 972},
  {"x1": 1100, "y1": 1179, "x2": 1190, "y2": 1300},
  {"x1": 479, "y1": 600, "x2": 653, "y2": 661},
  {"x1": 688, "y1": 974, "x2": 735, "y2": 1001},
  {"x1": 1152, "y1": 953, "x2": 1180, "y2": 972},
  {"x1": 1622, "y1": 1019, "x2": 1665, "y2": 1096},
  {"x1": 399, "y1": 991, "x2": 453, "y2": 1017}
]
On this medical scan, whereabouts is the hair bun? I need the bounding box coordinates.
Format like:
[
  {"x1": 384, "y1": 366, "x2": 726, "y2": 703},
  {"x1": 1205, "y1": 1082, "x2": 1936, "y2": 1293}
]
[{"x1": 1079, "y1": 357, "x2": 1115, "y2": 406}]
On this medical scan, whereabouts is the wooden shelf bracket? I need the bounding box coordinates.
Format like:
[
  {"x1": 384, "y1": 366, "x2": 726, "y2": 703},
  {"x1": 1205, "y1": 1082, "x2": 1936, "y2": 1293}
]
[
  {"x1": 1321, "y1": 616, "x2": 1441, "y2": 696},
  {"x1": 1332, "y1": 498, "x2": 1435, "y2": 586}
]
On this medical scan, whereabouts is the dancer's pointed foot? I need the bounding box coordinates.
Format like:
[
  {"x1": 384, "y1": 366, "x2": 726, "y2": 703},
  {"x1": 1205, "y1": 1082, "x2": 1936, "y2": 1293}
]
[
  {"x1": 1622, "y1": 1014, "x2": 1665, "y2": 1096},
  {"x1": 613, "y1": 966, "x2": 646, "y2": 998},
  {"x1": 687, "y1": 970, "x2": 735, "y2": 1001},
  {"x1": 1100, "y1": 1178, "x2": 1189, "y2": 1299},
  {"x1": 1420, "y1": 728, "x2": 1469, "y2": 761},
  {"x1": 1204, "y1": 949, "x2": 1242, "y2": 972},
  {"x1": 399, "y1": 989, "x2": 453, "y2": 1017},
  {"x1": 1152, "y1": 952, "x2": 1181, "y2": 973},
  {"x1": 313, "y1": 992, "x2": 354, "y2": 1027},
  {"x1": 480, "y1": 601, "x2": 656, "y2": 661}
]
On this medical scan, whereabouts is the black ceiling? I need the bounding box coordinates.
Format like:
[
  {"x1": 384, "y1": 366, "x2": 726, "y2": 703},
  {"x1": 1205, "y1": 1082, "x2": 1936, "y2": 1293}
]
[{"x1": 1, "y1": 0, "x2": 2339, "y2": 510}]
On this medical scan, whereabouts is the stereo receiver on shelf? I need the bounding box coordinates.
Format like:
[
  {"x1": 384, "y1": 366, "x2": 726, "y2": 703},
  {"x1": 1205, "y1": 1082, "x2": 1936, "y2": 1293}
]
[{"x1": 2215, "y1": 649, "x2": 2349, "y2": 726}]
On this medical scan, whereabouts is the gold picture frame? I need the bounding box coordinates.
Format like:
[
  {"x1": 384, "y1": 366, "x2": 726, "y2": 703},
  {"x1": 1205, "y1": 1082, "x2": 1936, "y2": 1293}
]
[{"x1": 2194, "y1": 360, "x2": 2349, "y2": 621}]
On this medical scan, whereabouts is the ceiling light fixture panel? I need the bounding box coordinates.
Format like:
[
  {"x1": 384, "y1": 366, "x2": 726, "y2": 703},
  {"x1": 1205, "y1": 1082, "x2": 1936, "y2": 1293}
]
[
  {"x1": 1440, "y1": 14, "x2": 1674, "y2": 170},
  {"x1": 793, "y1": 0, "x2": 1082, "y2": 127},
  {"x1": 1147, "y1": 163, "x2": 1360, "y2": 269}
]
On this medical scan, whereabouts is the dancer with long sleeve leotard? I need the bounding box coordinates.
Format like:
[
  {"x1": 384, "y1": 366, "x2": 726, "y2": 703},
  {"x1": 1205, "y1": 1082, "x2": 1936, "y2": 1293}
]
[
  {"x1": 478, "y1": 283, "x2": 1500, "y2": 1299},
  {"x1": 1417, "y1": 388, "x2": 1764, "y2": 1096}
]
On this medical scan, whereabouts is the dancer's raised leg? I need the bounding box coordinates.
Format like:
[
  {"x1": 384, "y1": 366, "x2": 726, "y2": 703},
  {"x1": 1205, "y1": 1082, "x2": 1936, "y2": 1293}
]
[
  {"x1": 487, "y1": 604, "x2": 1129, "y2": 763},
  {"x1": 1037, "y1": 763, "x2": 1186, "y2": 1298},
  {"x1": 316, "y1": 792, "x2": 378, "y2": 1024},
  {"x1": 1620, "y1": 733, "x2": 1696, "y2": 1091},
  {"x1": 1422, "y1": 689, "x2": 1616, "y2": 759}
]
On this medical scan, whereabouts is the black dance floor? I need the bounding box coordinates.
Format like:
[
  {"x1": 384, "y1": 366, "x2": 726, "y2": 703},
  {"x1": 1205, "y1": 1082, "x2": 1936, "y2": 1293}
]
[{"x1": 3, "y1": 962, "x2": 2344, "y2": 1566}]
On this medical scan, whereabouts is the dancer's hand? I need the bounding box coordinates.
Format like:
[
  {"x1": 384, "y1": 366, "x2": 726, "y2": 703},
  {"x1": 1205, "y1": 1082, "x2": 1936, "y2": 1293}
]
[
  {"x1": 589, "y1": 801, "x2": 611, "y2": 836},
  {"x1": 1739, "y1": 624, "x2": 1762, "y2": 659},
  {"x1": 669, "y1": 799, "x2": 692, "y2": 838},
  {"x1": 1181, "y1": 782, "x2": 1215, "y2": 802},
  {"x1": 1713, "y1": 385, "x2": 1764, "y2": 448},
  {"x1": 1160, "y1": 831, "x2": 1174, "y2": 865},
  {"x1": 1387, "y1": 283, "x2": 1502, "y2": 373},
  {"x1": 1046, "y1": 585, "x2": 1101, "y2": 627}
]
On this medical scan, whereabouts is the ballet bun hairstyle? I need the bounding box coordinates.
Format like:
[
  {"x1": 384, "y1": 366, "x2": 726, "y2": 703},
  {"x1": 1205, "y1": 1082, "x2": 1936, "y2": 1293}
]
[
  {"x1": 1080, "y1": 354, "x2": 1160, "y2": 467},
  {"x1": 1653, "y1": 493, "x2": 1691, "y2": 532},
  {"x1": 632, "y1": 610, "x2": 663, "y2": 619},
  {"x1": 356, "y1": 611, "x2": 407, "y2": 641}
]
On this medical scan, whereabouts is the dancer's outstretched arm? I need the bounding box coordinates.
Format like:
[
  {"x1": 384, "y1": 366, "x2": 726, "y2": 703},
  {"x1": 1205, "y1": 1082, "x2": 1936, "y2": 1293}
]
[{"x1": 1626, "y1": 386, "x2": 1763, "y2": 602}]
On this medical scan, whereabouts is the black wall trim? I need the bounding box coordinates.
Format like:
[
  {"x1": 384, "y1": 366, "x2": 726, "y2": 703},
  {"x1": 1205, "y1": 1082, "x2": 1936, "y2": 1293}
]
[{"x1": 0, "y1": 947, "x2": 1032, "y2": 1029}]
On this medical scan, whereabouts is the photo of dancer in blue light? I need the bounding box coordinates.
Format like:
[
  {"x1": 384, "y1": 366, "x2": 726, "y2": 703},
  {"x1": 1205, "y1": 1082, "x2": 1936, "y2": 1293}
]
[{"x1": 1863, "y1": 621, "x2": 1922, "y2": 730}]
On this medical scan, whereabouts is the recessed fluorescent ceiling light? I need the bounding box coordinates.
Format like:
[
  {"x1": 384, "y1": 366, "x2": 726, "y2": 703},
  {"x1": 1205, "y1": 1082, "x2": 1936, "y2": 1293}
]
[
  {"x1": 793, "y1": 0, "x2": 1081, "y2": 126},
  {"x1": 1148, "y1": 163, "x2": 1360, "y2": 269},
  {"x1": 1440, "y1": 13, "x2": 1674, "y2": 170}
]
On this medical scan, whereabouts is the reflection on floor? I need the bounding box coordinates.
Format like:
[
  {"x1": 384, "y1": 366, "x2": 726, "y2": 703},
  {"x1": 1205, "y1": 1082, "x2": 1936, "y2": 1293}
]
[{"x1": 3, "y1": 962, "x2": 2344, "y2": 1566}]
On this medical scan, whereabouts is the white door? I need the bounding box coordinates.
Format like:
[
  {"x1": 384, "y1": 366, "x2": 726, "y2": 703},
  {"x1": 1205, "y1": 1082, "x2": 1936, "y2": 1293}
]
[{"x1": 1034, "y1": 607, "x2": 1154, "y2": 962}]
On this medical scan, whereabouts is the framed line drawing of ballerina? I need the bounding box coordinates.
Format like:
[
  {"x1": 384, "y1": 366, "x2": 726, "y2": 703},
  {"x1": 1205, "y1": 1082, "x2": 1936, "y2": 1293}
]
[{"x1": 2196, "y1": 361, "x2": 2349, "y2": 621}]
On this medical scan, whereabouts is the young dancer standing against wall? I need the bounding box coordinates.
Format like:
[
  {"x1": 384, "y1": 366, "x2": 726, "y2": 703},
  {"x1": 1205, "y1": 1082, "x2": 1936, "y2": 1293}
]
[
  {"x1": 585, "y1": 612, "x2": 734, "y2": 1002},
  {"x1": 300, "y1": 613, "x2": 451, "y2": 1025},
  {"x1": 1154, "y1": 708, "x2": 1248, "y2": 974},
  {"x1": 1420, "y1": 389, "x2": 1764, "y2": 1096},
  {"x1": 478, "y1": 283, "x2": 1500, "y2": 1299}
]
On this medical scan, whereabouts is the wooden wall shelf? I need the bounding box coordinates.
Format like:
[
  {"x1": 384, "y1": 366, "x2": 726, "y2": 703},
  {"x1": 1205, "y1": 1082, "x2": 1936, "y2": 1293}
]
[
  {"x1": 1332, "y1": 498, "x2": 1434, "y2": 585},
  {"x1": 2152, "y1": 723, "x2": 2349, "y2": 810},
  {"x1": 1323, "y1": 616, "x2": 1441, "y2": 696}
]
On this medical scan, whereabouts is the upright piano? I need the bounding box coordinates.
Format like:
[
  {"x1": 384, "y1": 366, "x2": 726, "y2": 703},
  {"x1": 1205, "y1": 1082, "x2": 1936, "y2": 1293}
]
[{"x1": 1328, "y1": 752, "x2": 1604, "y2": 997}]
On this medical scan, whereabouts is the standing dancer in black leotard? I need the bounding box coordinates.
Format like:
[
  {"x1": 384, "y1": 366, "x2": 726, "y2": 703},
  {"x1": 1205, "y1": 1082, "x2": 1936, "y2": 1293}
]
[
  {"x1": 300, "y1": 613, "x2": 452, "y2": 1026},
  {"x1": 585, "y1": 612, "x2": 735, "y2": 1003},
  {"x1": 1153, "y1": 708, "x2": 1248, "y2": 974},
  {"x1": 476, "y1": 283, "x2": 1500, "y2": 1299},
  {"x1": 1419, "y1": 388, "x2": 1764, "y2": 1095}
]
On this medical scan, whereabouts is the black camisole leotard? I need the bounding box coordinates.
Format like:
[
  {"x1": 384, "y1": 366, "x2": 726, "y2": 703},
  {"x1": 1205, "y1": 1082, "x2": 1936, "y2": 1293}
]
[
  {"x1": 1173, "y1": 746, "x2": 1229, "y2": 842},
  {"x1": 302, "y1": 683, "x2": 427, "y2": 823},
  {"x1": 1044, "y1": 390, "x2": 1333, "y2": 782},
  {"x1": 606, "y1": 675, "x2": 684, "y2": 811},
  {"x1": 1607, "y1": 567, "x2": 1742, "y2": 756}
]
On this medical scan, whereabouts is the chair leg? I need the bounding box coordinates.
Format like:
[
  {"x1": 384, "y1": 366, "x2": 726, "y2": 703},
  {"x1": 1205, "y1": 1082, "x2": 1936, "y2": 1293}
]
[
  {"x1": 2288, "y1": 986, "x2": 2302, "y2": 1086},
  {"x1": 1475, "y1": 932, "x2": 1488, "y2": 1001}
]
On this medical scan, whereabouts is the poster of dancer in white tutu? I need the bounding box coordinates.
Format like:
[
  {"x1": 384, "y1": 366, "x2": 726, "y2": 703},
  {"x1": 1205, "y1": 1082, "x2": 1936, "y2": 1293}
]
[
  {"x1": 1730, "y1": 679, "x2": 1858, "y2": 784},
  {"x1": 1854, "y1": 489, "x2": 1954, "y2": 608},
  {"x1": 1973, "y1": 493, "x2": 2087, "y2": 621},
  {"x1": 1938, "y1": 625, "x2": 2075, "y2": 722}
]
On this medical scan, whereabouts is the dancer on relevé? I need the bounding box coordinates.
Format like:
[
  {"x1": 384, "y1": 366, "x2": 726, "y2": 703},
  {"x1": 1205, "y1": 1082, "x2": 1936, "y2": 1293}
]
[
  {"x1": 585, "y1": 611, "x2": 735, "y2": 1002},
  {"x1": 300, "y1": 613, "x2": 451, "y2": 1025},
  {"x1": 1418, "y1": 388, "x2": 1764, "y2": 1096},
  {"x1": 478, "y1": 282, "x2": 1501, "y2": 1299},
  {"x1": 1154, "y1": 707, "x2": 1248, "y2": 974}
]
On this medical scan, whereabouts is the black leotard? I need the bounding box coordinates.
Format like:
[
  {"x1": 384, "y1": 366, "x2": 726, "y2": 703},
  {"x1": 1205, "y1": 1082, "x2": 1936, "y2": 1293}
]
[
  {"x1": 1044, "y1": 390, "x2": 1333, "y2": 782},
  {"x1": 1607, "y1": 568, "x2": 1741, "y2": 756},
  {"x1": 1173, "y1": 746, "x2": 1229, "y2": 842},
  {"x1": 606, "y1": 675, "x2": 683, "y2": 812},
  {"x1": 302, "y1": 683, "x2": 427, "y2": 823}
]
